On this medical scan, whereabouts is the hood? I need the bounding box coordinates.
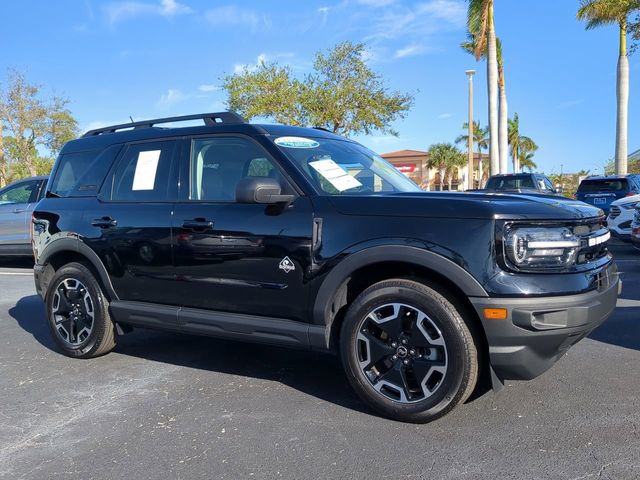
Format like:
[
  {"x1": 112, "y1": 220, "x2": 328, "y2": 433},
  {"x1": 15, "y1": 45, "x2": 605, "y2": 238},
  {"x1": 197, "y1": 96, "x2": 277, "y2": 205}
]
[
  {"x1": 328, "y1": 191, "x2": 604, "y2": 221},
  {"x1": 611, "y1": 193, "x2": 640, "y2": 206}
]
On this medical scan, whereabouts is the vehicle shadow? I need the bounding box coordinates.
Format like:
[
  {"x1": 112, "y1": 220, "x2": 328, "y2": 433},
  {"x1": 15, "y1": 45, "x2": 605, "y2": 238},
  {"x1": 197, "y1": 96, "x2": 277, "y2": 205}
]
[
  {"x1": 9, "y1": 295, "x2": 373, "y2": 415},
  {"x1": 588, "y1": 308, "x2": 640, "y2": 351},
  {"x1": 0, "y1": 257, "x2": 33, "y2": 269}
]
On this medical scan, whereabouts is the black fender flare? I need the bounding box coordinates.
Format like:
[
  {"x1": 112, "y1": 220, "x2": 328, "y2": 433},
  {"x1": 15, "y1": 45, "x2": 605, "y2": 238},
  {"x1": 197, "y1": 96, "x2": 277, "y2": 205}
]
[
  {"x1": 39, "y1": 237, "x2": 120, "y2": 300},
  {"x1": 312, "y1": 244, "x2": 488, "y2": 328}
]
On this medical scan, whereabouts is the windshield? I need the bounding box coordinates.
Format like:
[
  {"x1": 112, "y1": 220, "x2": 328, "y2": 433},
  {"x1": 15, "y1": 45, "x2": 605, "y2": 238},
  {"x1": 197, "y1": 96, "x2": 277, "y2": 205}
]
[
  {"x1": 486, "y1": 175, "x2": 536, "y2": 190},
  {"x1": 578, "y1": 179, "x2": 628, "y2": 193},
  {"x1": 273, "y1": 136, "x2": 421, "y2": 195}
]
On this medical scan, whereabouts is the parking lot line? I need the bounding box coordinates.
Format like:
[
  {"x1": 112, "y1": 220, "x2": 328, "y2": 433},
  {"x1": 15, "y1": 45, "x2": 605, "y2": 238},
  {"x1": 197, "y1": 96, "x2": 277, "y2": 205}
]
[{"x1": 0, "y1": 272, "x2": 33, "y2": 276}]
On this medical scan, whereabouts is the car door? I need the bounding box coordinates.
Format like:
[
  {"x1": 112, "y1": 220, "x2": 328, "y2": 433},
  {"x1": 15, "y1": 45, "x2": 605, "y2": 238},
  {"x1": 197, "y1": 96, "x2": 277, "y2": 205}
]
[
  {"x1": 0, "y1": 178, "x2": 42, "y2": 247},
  {"x1": 82, "y1": 140, "x2": 179, "y2": 305},
  {"x1": 172, "y1": 135, "x2": 314, "y2": 322}
]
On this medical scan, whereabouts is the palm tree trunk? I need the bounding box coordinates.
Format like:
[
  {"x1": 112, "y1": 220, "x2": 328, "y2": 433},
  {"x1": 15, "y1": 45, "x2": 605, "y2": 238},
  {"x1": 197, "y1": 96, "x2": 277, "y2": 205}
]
[
  {"x1": 616, "y1": 21, "x2": 629, "y2": 175},
  {"x1": 498, "y1": 66, "x2": 509, "y2": 174},
  {"x1": 477, "y1": 147, "x2": 483, "y2": 188},
  {"x1": 439, "y1": 168, "x2": 445, "y2": 191},
  {"x1": 487, "y1": 2, "x2": 500, "y2": 176}
]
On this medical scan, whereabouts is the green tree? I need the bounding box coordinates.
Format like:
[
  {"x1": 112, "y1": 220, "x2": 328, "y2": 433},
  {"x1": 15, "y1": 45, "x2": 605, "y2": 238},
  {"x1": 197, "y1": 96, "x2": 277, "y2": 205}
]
[
  {"x1": 427, "y1": 143, "x2": 465, "y2": 191},
  {"x1": 0, "y1": 70, "x2": 78, "y2": 185},
  {"x1": 578, "y1": 0, "x2": 640, "y2": 175},
  {"x1": 223, "y1": 42, "x2": 414, "y2": 137},
  {"x1": 455, "y1": 120, "x2": 489, "y2": 186},
  {"x1": 507, "y1": 113, "x2": 537, "y2": 173},
  {"x1": 467, "y1": 0, "x2": 500, "y2": 176}
]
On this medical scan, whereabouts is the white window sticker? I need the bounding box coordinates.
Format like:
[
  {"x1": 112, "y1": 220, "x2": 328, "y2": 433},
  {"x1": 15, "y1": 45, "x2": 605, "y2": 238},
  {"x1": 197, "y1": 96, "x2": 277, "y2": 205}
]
[
  {"x1": 309, "y1": 159, "x2": 362, "y2": 192},
  {"x1": 132, "y1": 150, "x2": 161, "y2": 191}
]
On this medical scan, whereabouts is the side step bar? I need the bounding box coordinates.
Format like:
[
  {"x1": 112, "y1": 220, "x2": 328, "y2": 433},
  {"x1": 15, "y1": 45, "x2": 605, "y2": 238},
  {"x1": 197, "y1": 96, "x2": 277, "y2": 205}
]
[{"x1": 109, "y1": 301, "x2": 328, "y2": 351}]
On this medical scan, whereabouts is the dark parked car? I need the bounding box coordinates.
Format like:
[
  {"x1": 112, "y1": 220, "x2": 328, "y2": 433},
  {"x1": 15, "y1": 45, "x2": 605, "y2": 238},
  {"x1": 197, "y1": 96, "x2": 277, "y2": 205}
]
[
  {"x1": 32, "y1": 113, "x2": 619, "y2": 423},
  {"x1": 576, "y1": 174, "x2": 640, "y2": 214},
  {"x1": 481, "y1": 173, "x2": 559, "y2": 195},
  {"x1": 0, "y1": 176, "x2": 48, "y2": 256}
]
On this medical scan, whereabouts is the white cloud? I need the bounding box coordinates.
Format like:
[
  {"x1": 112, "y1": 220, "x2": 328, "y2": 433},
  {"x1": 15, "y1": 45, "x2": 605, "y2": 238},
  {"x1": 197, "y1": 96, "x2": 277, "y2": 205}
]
[
  {"x1": 318, "y1": 6, "x2": 330, "y2": 13},
  {"x1": 105, "y1": 0, "x2": 191, "y2": 24},
  {"x1": 437, "y1": 113, "x2": 453, "y2": 119},
  {"x1": 198, "y1": 84, "x2": 220, "y2": 92},
  {"x1": 394, "y1": 44, "x2": 427, "y2": 58},
  {"x1": 365, "y1": 0, "x2": 465, "y2": 42},
  {"x1": 205, "y1": 6, "x2": 270, "y2": 32},
  {"x1": 232, "y1": 57, "x2": 266, "y2": 74},
  {"x1": 157, "y1": 88, "x2": 187, "y2": 109}
]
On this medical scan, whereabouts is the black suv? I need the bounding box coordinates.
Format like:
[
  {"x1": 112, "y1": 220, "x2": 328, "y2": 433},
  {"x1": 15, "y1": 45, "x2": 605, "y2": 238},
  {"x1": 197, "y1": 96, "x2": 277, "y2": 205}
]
[{"x1": 32, "y1": 113, "x2": 619, "y2": 423}]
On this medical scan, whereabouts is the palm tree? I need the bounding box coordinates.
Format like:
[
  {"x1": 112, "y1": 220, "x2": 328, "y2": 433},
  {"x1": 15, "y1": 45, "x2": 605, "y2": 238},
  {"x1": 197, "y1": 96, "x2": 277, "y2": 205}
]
[
  {"x1": 455, "y1": 121, "x2": 489, "y2": 187},
  {"x1": 427, "y1": 143, "x2": 465, "y2": 191},
  {"x1": 507, "y1": 113, "x2": 538, "y2": 173},
  {"x1": 578, "y1": 0, "x2": 640, "y2": 175},
  {"x1": 467, "y1": 0, "x2": 500, "y2": 177},
  {"x1": 519, "y1": 151, "x2": 538, "y2": 172}
]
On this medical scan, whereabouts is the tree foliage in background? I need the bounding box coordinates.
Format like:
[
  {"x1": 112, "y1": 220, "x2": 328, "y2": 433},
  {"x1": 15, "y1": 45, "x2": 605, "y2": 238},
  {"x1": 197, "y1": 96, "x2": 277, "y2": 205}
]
[
  {"x1": 455, "y1": 121, "x2": 489, "y2": 186},
  {"x1": 426, "y1": 143, "x2": 466, "y2": 191},
  {"x1": 507, "y1": 113, "x2": 538, "y2": 173},
  {"x1": 0, "y1": 70, "x2": 78, "y2": 186},
  {"x1": 222, "y1": 42, "x2": 414, "y2": 137}
]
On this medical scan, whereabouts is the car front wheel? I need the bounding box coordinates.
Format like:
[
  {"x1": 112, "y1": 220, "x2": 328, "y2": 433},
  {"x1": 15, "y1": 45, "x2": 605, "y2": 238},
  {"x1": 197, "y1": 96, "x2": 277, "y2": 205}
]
[{"x1": 340, "y1": 279, "x2": 478, "y2": 423}]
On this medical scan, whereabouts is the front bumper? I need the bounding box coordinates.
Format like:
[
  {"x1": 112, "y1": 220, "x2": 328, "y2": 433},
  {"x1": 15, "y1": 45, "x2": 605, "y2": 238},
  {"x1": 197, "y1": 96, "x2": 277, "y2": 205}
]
[{"x1": 471, "y1": 263, "x2": 620, "y2": 381}]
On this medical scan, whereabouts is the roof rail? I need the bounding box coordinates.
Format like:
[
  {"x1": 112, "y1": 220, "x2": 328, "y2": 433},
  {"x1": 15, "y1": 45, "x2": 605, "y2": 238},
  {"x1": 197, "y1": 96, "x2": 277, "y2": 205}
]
[{"x1": 82, "y1": 112, "x2": 246, "y2": 137}]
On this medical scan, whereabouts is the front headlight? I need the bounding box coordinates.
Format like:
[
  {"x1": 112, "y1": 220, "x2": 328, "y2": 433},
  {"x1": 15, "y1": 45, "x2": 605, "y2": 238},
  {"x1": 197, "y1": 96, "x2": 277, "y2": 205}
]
[
  {"x1": 621, "y1": 202, "x2": 639, "y2": 210},
  {"x1": 504, "y1": 226, "x2": 580, "y2": 270}
]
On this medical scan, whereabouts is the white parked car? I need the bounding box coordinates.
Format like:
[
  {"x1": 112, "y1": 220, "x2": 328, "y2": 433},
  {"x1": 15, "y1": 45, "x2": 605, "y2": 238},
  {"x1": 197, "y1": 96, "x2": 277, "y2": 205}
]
[
  {"x1": 606, "y1": 193, "x2": 640, "y2": 242},
  {"x1": 631, "y1": 206, "x2": 640, "y2": 251}
]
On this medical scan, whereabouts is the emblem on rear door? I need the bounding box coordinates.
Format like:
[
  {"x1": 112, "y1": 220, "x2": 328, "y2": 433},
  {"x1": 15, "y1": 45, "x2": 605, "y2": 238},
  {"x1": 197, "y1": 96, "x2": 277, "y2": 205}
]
[{"x1": 279, "y1": 256, "x2": 295, "y2": 273}]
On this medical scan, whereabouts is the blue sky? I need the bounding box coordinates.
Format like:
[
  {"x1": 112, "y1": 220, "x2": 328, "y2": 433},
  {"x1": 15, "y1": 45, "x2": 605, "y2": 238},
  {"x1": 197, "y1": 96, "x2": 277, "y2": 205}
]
[{"x1": 1, "y1": 0, "x2": 638, "y2": 174}]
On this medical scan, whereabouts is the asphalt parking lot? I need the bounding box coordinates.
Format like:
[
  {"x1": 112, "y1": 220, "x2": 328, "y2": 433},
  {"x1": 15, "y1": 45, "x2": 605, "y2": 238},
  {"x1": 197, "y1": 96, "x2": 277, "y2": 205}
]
[{"x1": 0, "y1": 243, "x2": 638, "y2": 480}]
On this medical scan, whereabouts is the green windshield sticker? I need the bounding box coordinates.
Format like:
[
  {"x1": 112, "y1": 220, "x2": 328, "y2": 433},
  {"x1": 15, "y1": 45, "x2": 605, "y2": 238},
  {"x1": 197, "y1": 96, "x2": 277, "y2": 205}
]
[{"x1": 274, "y1": 136, "x2": 320, "y2": 149}]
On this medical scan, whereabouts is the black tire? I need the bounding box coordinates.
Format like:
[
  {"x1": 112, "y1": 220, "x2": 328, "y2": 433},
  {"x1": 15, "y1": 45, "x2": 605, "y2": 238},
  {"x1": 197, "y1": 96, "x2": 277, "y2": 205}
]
[
  {"x1": 45, "y1": 262, "x2": 116, "y2": 359},
  {"x1": 340, "y1": 279, "x2": 478, "y2": 423}
]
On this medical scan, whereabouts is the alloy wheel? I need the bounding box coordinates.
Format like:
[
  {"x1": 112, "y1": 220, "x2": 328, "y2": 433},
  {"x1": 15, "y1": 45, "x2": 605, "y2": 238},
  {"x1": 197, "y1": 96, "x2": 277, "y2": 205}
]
[
  {"x1": 51, "y1": 278, "x2": 95, "y2": 346},
  {"x1": 356, "y1": 303, "x2": 448, "y2": 403}
]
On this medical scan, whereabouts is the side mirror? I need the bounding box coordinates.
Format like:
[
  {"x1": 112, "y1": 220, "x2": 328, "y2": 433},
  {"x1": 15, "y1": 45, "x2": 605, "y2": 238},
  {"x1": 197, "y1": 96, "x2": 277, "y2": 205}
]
[{"x1": 235, "y1": 177, "x2": 295, "y2": 204}]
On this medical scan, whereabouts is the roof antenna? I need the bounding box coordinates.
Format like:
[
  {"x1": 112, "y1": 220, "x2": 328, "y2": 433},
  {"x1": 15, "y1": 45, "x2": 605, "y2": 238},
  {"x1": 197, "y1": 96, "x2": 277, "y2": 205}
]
[{"x1": 129, "y1": 116, "x2": 134, "y2": 123}]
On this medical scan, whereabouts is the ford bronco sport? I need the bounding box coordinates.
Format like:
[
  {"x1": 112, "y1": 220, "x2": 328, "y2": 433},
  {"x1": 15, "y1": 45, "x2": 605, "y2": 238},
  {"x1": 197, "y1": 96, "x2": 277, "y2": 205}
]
[{"x1": 32, "y1": 112, "x2": 620, "y2": 423}]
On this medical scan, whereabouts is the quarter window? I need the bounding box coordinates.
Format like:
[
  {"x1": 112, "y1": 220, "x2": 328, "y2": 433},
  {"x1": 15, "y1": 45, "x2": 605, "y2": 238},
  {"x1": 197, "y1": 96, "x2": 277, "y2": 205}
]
[{"x1": 110, "y1": 141, "x2": 176, "y2": 202}]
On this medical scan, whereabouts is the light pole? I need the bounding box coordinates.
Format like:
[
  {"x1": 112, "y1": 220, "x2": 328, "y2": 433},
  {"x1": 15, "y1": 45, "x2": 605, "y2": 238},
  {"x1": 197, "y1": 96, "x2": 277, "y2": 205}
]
[{"x1": 465, "y1": 70, "x2": 476, "y2": 190}]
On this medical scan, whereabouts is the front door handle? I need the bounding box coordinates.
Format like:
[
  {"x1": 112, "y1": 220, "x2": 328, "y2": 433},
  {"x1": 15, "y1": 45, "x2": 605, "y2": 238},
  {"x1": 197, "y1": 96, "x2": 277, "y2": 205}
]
[
  {"x1": 92, "y1": 217, "x2": 118, "y2": 228},
  {"x1": 182, "y1": 218, "x2": 214, "y2": 232}
]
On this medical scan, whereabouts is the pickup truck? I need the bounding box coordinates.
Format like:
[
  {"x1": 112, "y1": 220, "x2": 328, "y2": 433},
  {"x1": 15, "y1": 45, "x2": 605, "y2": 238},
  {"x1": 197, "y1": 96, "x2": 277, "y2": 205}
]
[{"x1": 477, "y1": 173, "x2": 559, "y2": 195}]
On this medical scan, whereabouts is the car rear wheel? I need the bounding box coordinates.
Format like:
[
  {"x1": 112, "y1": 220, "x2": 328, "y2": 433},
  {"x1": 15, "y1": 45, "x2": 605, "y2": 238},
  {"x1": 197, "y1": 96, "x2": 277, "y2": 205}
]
[
  {"x1": 340, "y1": 279, "x2": 478, "y2": 423},
  {"x1": 45, "y1": 262, "x2": 116, "y2": 358}
]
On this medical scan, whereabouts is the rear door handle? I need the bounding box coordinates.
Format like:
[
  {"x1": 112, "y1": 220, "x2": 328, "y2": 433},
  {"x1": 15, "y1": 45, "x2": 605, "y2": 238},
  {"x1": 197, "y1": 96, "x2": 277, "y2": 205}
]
[
  {"x1": 92, "y1": 217, "x2": 118, "y2": 228},
  {"x1": 182, "y1": 218, "x2": 214, "y2": 232},
  {"x1": 12, "y1": 208, "x2": 25, "y2": 214}
]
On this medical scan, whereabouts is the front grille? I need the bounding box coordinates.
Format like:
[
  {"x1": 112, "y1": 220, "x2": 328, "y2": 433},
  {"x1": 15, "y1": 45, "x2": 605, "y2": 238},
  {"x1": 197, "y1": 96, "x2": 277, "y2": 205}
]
[
  {"x1": 609, "y1": 206, "x2": 621, "y2": 219},
  {"x1": 572, "y1": 220, "x2": 610, "y2": 266}
]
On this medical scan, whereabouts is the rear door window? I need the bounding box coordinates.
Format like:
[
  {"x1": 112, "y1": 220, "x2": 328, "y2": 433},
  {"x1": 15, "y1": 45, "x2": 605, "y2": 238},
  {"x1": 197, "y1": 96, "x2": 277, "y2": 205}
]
[
  {"x1": 578, "y1": 179, "x2": 628, "y2": 193},
  {"x1": 108, "y1": 141, "x2": 177, "y2": 202},
  {"x1": 0, "y1": 180, "x2": 40, "y2": 205}
]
